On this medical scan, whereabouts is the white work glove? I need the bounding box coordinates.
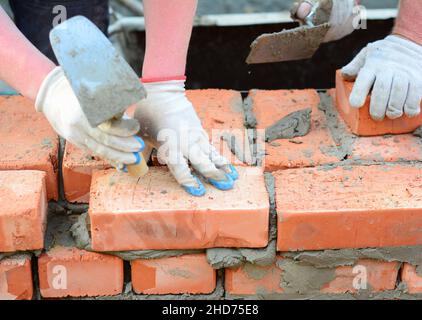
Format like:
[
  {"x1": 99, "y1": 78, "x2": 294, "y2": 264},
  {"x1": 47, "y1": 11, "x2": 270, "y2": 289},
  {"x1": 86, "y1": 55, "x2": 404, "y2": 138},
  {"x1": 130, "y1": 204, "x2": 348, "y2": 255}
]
[
  {"x1": 342, "y1": 35, "x2": 422, "y2": 120},
  {"x1": 291, "y1": 0, "x2": 359, "y2": 42},
  {"x1": 35, "y1": 66, "x2": 144, "y2": 167},
  {"x1": 134, "y1": 80, "x2": 238, "y2": 196}
]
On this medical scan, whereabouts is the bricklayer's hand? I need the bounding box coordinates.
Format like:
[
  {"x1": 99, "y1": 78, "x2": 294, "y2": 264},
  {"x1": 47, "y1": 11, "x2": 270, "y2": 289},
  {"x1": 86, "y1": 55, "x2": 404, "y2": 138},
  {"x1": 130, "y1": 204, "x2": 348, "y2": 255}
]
[
  {"x1": 291, "y1": 0, "x2": 359, "y2": 42},
  {"x1": 134, "y1": 80, "x2": 238, "y2": 196},
  {"x1": 342, "y1": 35, "x2": 422, "y2": 121},
  {"x1": 35, "y1": 66, "x2": 144, "y2": 167}
]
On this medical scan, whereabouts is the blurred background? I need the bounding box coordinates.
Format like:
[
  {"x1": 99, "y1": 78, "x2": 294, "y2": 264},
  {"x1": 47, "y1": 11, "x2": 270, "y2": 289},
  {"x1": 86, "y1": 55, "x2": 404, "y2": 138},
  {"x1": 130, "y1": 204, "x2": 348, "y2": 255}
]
[{"x1": 0, "y1": 0, "x2": 400, "y2": 92}]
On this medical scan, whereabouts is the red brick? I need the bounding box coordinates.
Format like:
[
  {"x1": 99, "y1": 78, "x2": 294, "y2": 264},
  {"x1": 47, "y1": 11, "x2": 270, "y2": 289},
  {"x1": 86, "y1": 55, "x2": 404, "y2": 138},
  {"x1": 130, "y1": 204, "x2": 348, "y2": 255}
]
[
  {"x1": 89, "y1": 166, "x2": 269, "y2": 251},
  {"x1": 0, "y1": 96, "x2": 59, "y2": 200},
  {"x1": 226, "y1": 258, "x2": 398, "y2": 296},
  {"x1": 249, "y1": 89, "x2": 340, "y2": 171},
  {"x1": 350, "y1": 134, "x2": 422, "y2": 163},
  {"x1": 276, "y1": 164, "x2": 422, "y2": 251},
  {"x1": 328, "y1": 88, "x2": 422, "y2": 163},
  {"x1": 131, "y1": 254, "x2": 216, "y2": 294},
  {"x1": 38, "y1": 246, "x2": 123, "y2": 298},
  {"x1": 225, "y1": 258, "x2": 283, "y2": 295},
  {"x1": 0, "y1": 254, "x2": 33, "y2": 300},
  {"x1": 321, "y1": 259, "x2": 399, "y2": 294},
  {"x1": 335, "y1": 70, "x2": 422, "y2": 136},
  {"x1": 188, "y1": 89, "x2": 249, "y2": 166},
  {"x1": 62, "y1": 143, "x2": 110, "y2": 203},
  {"x1": 0, "y1": 170, "x2": 47, "y2": 252},
  {"x1": 401, "y1": 263, "x2": 422, "y2": 294}
]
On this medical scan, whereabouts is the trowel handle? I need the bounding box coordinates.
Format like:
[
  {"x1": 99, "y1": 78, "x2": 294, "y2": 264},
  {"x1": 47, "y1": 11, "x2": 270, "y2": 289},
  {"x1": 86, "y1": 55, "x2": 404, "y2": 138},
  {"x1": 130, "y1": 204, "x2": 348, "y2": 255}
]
[{"x1": 127, "y1": 152, "x2": 149, "y2": 178}]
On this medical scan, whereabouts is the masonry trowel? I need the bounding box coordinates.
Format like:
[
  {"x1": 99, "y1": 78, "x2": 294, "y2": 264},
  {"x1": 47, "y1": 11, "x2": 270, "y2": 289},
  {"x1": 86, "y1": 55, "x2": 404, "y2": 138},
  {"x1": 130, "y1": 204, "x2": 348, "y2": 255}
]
[
  {"x1": 246, "y1": 1, "x2": 331, "y2": 64},
  {"x1": 49, "y1": 16, "x2": 149, "y2": 178}
]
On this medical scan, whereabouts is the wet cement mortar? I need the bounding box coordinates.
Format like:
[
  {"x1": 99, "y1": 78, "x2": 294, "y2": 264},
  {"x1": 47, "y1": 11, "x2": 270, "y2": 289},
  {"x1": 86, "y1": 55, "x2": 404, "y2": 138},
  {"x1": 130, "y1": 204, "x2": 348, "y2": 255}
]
[
  {"x1": 265, "y1": 108, "x2": 311, "y2": 142},
  {"x1": 4, "y1": 89, "x2": 422, "y2": 299}
]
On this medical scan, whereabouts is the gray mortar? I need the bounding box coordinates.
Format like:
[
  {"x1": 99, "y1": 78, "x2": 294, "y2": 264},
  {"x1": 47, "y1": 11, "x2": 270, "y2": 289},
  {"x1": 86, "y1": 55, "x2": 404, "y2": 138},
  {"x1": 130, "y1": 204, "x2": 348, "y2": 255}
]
[
  {"x1": 318, "y1": 92, "x2": 356, "y2": 160},
  {"x1": 242, "y1": 91, "x2": 262, "y2": 166},
  {"x1": 45, "y1": 211, "x2": 79, "y2": 250},
  {"x1": 242, "y1": 93, "x2": 258, "y2": 129},
  {"x1": 207, "y1": 248, "x2": 245, "y2": 269},
  {"x1": 283, "y1": 246, "x2": 422, "y2": 268},
  {"x1": 109, "y1": 248, "x2": 203, "y2": 261},
  {"x1": 225, "y1": 258, "x2": 418, "y2": 300},
  {"x1": 414, "y1": 126, "x2": 422, "y2": 138},
  {"x1": 207, "y1": 240, "x2": 277, "y2": 269},
  {"x1": 277, "y1": 259, "x2": 337, "y2": 295},
  {"x1": 228, "y1": 290, "x2": 422, "y2": 301},
  {"x1": 265, "y1": 108, "x2": 311, "y2": 142},
  {"x1": 416, "y1": 265, "x2": 422, "y2": 278},
  {"x1": 222, "y1": 132, "x2": 251, "y2": 165},
  {"x1": 264, "y1": 172, "x2": 277, "y2": 241}
]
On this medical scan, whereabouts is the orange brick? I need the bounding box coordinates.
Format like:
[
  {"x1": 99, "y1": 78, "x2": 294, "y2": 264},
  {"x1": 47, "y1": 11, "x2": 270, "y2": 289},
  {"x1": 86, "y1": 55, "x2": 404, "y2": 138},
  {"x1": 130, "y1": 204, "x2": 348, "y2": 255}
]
[
  {"x1": 249, "y1": 89, "x2": 340, "y2": 171},
  {"x1": 327, "y1": 89, "x2": 422, "y2": 163},
  {"x1": 138, "y1": 90, "x2": 249, "y2": 166},
  {"x1": 335, "y1": 70, "x2": 422, "y2": 136},
  {"x1": 276, "y1": 164, "x2": 422, "y2": 251},
  {"x1": 0, "y1": 96, "x2": 59, "y2": 200},
  {"x1": 89, "y1": 166, "x2": 269, "y2": 251},
  {"x1": 401, "y1": 263, "x2": 422, "y2": 294},
  {"x1": 226, "y1": 258, "x2": 398, "y2": 296},
  {"x1": 351, "y1": 134, "x2": 422, "y2": 163},
  {"x1": 188, "y1": 89, "x2": 248, "y2": 166},
  {"x1": 62, "y1": 143, "x2": 110, "y2": 203},
  {"x1": 321, "y1": 260, "x2": 399, "y2": 294},
  {"x1": 0, "y1": 170, "x2": 47, "y2": 252},
  {"x1": 225, "y1": 258, "x2": 283, "y2": 295},
  {"x1": 38, "y1": 246, "x2": 123, "y2": 298},
  {"x1": 131, "y1": 254, "x2": 216, "y2": 294},
  {"x1": 0, "y1": 254, "x2": 33, "y2": 300}
]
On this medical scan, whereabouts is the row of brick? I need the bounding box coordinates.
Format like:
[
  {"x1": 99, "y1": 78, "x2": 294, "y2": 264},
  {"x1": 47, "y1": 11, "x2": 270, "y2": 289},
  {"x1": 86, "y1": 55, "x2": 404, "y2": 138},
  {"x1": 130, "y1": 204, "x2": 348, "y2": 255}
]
[
  {"x1": 0, "y1": 166, "x2": 269, "y2": 253},
  {"x1": 226, "y1": 258, "x2": 422, "y2": 296},
  {"x1": 3, "y1": 249, "x2": 422, "y2": 299},
  {"x1": 60, "y1": 81, "x2": 422, "y2": 204},
  {"x1": 0, "y1": 248, "x2": 215, "y2": 299},
  {"x1": 4, "y1": 81, "x2": 422, "y2": 205},
  {"x1": 5, "y1": 162, "x2": 422, "y2": 255}
]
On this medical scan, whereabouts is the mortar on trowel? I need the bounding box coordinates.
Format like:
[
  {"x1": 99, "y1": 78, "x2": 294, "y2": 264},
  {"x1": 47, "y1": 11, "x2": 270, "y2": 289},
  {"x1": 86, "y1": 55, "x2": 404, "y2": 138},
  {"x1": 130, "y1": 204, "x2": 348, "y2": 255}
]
[
  {"x1": 49, "y1": 16, "x2": 148, "y2": 178},
  {"x1": 246, "y1": 0, "x2": 332, "y2": 64}
]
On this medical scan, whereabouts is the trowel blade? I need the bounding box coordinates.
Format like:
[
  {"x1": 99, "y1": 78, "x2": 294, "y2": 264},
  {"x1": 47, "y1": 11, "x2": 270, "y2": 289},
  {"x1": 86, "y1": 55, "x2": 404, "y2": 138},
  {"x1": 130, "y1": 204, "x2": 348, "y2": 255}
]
[
  {"x1": 246, "y1": 23, "x2": 330, "y2": 64},
  {"x1": 49, "y1": 16, "x2": 146, "y2": 127}
]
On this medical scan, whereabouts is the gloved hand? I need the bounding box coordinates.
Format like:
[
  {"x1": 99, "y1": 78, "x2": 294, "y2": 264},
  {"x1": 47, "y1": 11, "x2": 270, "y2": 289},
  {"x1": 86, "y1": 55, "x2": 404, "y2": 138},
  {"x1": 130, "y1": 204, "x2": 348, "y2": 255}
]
[
  {"x1": 35, "y1": 66, "x2": 144, "y2": 168},
  {"x1": 291, "y1": 0, "x2": 359, "y2": 42},
  {"x1": 342, "y1": 35, "x2": 422, "y2": 120},
  {"x1": 134, "y1": 80, "x2": 238, "y2": 196}
]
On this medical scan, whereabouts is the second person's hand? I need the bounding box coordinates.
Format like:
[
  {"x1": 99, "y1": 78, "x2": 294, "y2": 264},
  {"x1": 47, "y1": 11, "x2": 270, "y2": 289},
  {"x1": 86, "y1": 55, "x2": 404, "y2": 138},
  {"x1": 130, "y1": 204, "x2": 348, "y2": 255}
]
[
  {"x1": 342, "y1": 35, "x2": 422, "y2": 121},
  {"x1": 291, "y1": 0, "x2": 359, "y2": 42}
]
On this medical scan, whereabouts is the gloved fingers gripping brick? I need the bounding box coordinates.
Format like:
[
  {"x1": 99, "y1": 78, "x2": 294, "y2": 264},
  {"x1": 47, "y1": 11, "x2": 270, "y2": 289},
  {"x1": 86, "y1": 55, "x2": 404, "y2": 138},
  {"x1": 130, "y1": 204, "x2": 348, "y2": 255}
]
[{"x1": 343, "y1": 35, "x2": 422, "y2": 120}]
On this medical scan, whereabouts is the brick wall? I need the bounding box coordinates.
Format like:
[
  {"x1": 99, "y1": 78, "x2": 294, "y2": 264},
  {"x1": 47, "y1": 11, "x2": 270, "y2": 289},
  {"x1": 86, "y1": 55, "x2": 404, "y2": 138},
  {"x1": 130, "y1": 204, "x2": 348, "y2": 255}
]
[{"x1": 2, "y1": 83, "x2": 422, "y2": 299}]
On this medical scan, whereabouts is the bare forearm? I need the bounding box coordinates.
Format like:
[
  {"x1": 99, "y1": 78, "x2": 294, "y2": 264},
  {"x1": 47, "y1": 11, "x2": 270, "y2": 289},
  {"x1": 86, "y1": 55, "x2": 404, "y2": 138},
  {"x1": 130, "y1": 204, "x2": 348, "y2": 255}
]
[
  {"x1": 142, "y1": 0, "x2": 197, "y2": 80},
  {"x1": 0, "y1": 7, "x2": 55, "y2": 100},
  {"x1": 393, "y1": 0, "x2": 422, "y2": 45}
]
